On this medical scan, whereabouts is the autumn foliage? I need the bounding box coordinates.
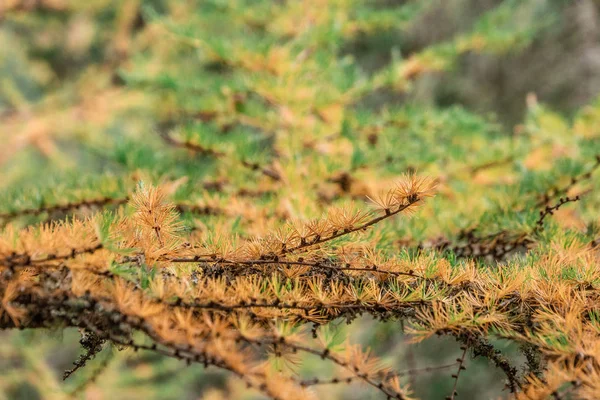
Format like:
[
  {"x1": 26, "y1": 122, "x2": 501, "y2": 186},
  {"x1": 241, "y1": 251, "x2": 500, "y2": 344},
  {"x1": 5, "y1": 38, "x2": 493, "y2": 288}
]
[{"x1": 2, "y1": 1, "x2": 600, "y2": 400}]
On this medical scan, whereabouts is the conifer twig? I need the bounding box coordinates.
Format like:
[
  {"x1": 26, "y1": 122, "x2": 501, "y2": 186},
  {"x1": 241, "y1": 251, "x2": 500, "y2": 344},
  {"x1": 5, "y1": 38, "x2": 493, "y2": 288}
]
[
  {"x1": 281, "y1": 201, "x2": 420, "y2": 255},
  {"x1": 535, "y1": 154, "x2": 600, "y2": 207},
  {"x1": 157, "y1": 125, "x2": 224, "y2": 157},
  {"x1": 63, "y1": 330, "x2": 105, "y2": 380},
  {"x1": 0, "y1": 197, "x2": 128, "y2": 223},
  {"x1": 532, "y1": 195, "x2": 583, "y2": 236},
  {"x1": 446, "y1": 341, "x2": 469, "y2": 400},
  {"x1": 67, "y1": 351, "x2": 113, "y2": 396}
]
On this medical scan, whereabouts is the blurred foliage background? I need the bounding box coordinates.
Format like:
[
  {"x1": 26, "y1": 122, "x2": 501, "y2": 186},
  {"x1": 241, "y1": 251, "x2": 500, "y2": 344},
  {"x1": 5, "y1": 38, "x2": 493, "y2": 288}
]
[{"x1": 1, "y1": 1, "x2": 600, "y2": 399}]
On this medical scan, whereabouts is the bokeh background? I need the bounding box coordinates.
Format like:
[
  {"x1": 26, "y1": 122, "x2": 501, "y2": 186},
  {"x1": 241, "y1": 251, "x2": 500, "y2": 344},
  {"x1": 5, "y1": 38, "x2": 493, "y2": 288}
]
[{"x1": 1, "y1": 1, "x2": 600, "y2": 399}]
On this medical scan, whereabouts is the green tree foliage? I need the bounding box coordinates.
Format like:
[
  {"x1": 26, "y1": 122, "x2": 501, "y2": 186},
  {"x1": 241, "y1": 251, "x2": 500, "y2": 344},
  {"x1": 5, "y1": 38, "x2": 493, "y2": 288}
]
[{"x1": 1, "y1": 1, "x2": 600, "y2": 399}]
